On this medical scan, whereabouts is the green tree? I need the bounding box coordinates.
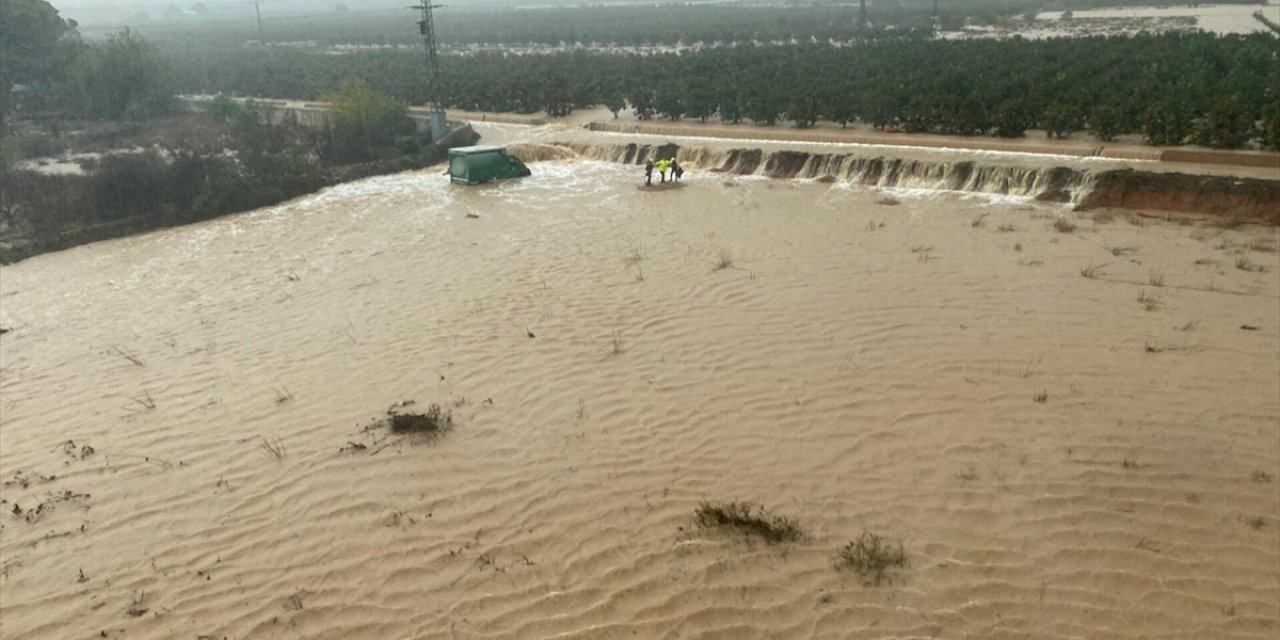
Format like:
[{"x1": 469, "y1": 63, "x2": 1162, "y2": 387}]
[
  {"x1": 1193, "y1": 97, "x2": 1255, "y2": 149},
  {"x1": 1260, "y1": 94, "x2": 1280, "y2": 151},
  {"x1": 319, "y1": 79, "x2": 416, "y2": 163},
  {"x1": 1087, "y1": 105, "x2": 1123, "y2": 142},
  {"x1": 1143, "y1": 107, "x2": 1191, "y2": 146},
  {"x1": 0, "y1": 0, "x2": 77, "y2": 115},
  {"x1": 1042, "y1": 103, "x2": 1082, "y2": 139},
  {"x1": 66, "y1": 29, "x2": 173, "y2": 119}
]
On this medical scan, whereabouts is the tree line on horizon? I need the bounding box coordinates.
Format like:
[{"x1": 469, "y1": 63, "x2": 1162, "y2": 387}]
[
  {"x1": 172, "y1": 32, "x2": 1280, "y2": 149},
  {"x1": 103, "y1": 0, "x2": 1264, "y2": 52}
]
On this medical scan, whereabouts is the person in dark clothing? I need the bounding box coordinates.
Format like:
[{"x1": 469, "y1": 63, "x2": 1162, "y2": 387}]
[
  {"x1": 671, "y1": 159, "x2": 683, "y2": 182},
  {"x1": 644, "y1": 159, "x2": 654, "y2": 186}
]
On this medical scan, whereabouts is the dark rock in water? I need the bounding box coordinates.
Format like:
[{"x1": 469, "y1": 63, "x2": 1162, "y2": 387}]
[
  {"x1": 876, "y1": 196, "x2": 901, "y2": 206},
  {"x1": 434, "y1": 122, "x2": 480, "y2": 149},
  {"x1": 1036, "y1": 189, "x2": 1073, "y2": 203},
  {"x1": 815, "y1": 175, "x2": 838, "y2": 183},
  {"x1": 0, "y1": 328, "x2": 8, "y2": 335},
  {"x1": 465, "y1": 213, "x2": 480, "y2": 219}
]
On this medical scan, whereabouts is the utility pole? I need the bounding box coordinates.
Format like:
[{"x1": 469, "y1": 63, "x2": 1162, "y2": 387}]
[
  {"x1": 251, "y1": 0, "x2": 264, "y2": 42},
  {"x1": 411, "y1": 0, "x2": 447, "y2": 141}
]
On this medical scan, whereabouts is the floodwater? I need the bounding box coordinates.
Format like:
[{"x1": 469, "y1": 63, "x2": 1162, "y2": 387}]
[{"x1": 1, "y1": 134, "x2": 1278, "y2": 639}]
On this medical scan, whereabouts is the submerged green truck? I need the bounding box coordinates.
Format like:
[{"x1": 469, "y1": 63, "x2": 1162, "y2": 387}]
[{"x1": 448, "y1": 145, "x2": 531, "y2": 185}]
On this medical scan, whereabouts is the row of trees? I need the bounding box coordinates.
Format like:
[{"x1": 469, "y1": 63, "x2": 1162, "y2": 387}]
[
  {"x1": 122, "y1": 0, "x2": 1261, "y2": 53},
  {"x1": 171, "y1": 32, "x2": 1280, "y2": 149}
]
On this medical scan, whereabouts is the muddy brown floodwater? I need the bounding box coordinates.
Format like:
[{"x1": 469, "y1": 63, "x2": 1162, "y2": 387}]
[{"x1": 1, "y1": 129, "x2": 1277, "y2": 639}]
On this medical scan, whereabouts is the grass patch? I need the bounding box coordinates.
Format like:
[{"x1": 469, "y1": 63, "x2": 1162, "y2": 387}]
[
  {"x1": 836, "y1": 531, "x2": 907, "y2": 586},
  {"x1": 1247, "y1": 237, "x2": 1277, "y2": 254},
  {"x1": 1147, "y1": 267, "x2": 1165, "y2": 287},
  {"x1": 1235, "y1": 256, "x2": 1268, "y2": 273},
  {"x1": 713, "y1": 246, "x2": 735, "y2": 271},
  {"x1": 1137, "y1": 289, "x2": 1160, "y2": 312},
  {"x1": 997, "y1": 223, "x2": 1017, "y2": 232},
  {"x1": 971, "y1": 213, "x2": 989, "y2": 228},
  {"x1": 623, "y1": 240, "x2": 644, "y2": 267},
  {"x1": 1080, "y1": 261, "x2": 1108, "y2": 278},
  {"x1": 606, "y1": 329, "x2": 626, "y2": 356},
  {"x1": 1052, "y1": 217, "x2": 1077, "y2": 233},
  {"x1": 695, "y1": 500, "x2": 806, "y2": 544},
  {"x1": 1213, "y1": 215, "x2": 1246, "y2": 229},
  {"x1": 1033, "y1": 389, "x2": 1048, "y2": 403},
  {"x1": 1251, "y1": 470, "x2": 1272, "y2": 483},
  {"x1": 389, "y1": 403, "x2": 453, "y2": 435},
  {"x1": 259, "y1": 435, "x2": 286, "y2": 460},
  {"x1": 1109, "y1": 245, "x2": 1138, "y2": 257}
]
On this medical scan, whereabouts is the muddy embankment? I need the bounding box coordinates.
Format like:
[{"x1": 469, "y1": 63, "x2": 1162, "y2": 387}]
[
  {"x1": 510, "y1": 141, "x2": 1280, "y2": 221},
  {"x1": 587, "y1": 121, "x2": 1280, "y2": 170}
]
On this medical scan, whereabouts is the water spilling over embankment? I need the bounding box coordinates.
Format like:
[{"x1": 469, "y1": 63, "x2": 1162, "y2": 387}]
[{"x1": 508, "y1": 141, "x2": 1280, "y2": 221}]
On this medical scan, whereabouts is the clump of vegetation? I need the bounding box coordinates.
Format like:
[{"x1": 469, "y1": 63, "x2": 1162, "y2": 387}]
[
  {"x1": 1235, "y1": 256, "x2": 1268, "y2": 273},
  {"x1": 836, "y1": 531, "x2": 907, "y2": 586},
  {"x1": 388, "y1": 403, "x2": 453, "y2": 435},
  {"x1": 1053, "y1": 217, "x2": 1077, "y2": 233},
  {"x1": 695, "y1": 500, "x2": 806, "y2": 544},
  {"x1": 1080, "y1": 261, "x2": 1108, "y2": 278},
  {"x1": 1137, "y1": 289, "x2": 1160, "y2": 312},
  {"x1": 712, "y1": 246, "x2": 735, "y2": 271}
]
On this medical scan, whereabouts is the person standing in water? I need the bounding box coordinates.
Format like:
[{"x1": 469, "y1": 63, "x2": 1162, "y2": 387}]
[
  {"x1": 671, "y1": 158, "x2": 683, "y2": 182},
  {"x1": 644, "y1": 159, "x2": 654, "y2": 186},
  {"x1": 657, "y1": 158, "x2": 670, "y2": 183}
]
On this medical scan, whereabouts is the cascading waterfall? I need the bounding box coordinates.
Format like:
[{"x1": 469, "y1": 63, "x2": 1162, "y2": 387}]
[{"x1": 511, "y1": 142, "x2": 1098, "y2": 204}]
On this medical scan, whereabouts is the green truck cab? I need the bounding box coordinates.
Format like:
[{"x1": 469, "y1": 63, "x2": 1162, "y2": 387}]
[{"x1": 448, "y1": 145, "x2": 531, "y2": 185}]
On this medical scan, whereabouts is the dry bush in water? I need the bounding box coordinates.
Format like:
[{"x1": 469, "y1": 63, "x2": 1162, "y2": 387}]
[
  {"x1": 389, "y1": 403, "x2": 453, "y2": 435},
  {"x1": 837, "y1": 531, "x2": 907, "y2": 586},
  {"x1": 113, "y1": 345, "x2": 145, "y2": 367},
  {"x1": 259, "y1": 435, "x2": 286, "y2": 460},
  {"x1": 1080, "y1": 261, "x2": 1109, "y2": 278},
  {"x1": 1148, "y1": 267, "x2": 1165, "y2": 287},
  {"x1": 713, "y1": 246, "x2": 735, "y2": 271},
  {"x1": 1033, "y1": 390, "x2": 1048, "y2": 403},
  {"x1": 1137, "y1": 289, "x2": 1160, "y2": 312},
  {"x1": 1053, "y1": 217, "x2": 1077, "y2": 233},
  {"x1": 1235, "y1": 256, "x2": 1268, "y2": 273},
  {"x1": 695, "y1": 501, "x2": 806, "y2": 545},
  {"x1": 605, "y1": 329, "x2": 626, "y2": 356},
  {"x1": 622, "y1": 240, "x2": 644, "y2": 267}
]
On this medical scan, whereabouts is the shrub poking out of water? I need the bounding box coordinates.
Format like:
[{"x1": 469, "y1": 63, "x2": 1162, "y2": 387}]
[
  {"x1": 1235, "y1": 256, "x2": 1267, "y2": 273},
  {"x1": 1053, "y1": 217, "x2": 1077, "y2": 233},
  {"x1": 695, "y1": 501, "x2": 806, "y2": 544},
  {"x1": 713, "y1": 246, "x2": 735, "y2": 271},
  {"x1": 1080, "y1": 261, "x2": 1108, "y2": 278},
  {"x1": 389, "y1": 403, "x2": 453, "y2": 435},
  {"x1": 837, "y1": 531, "x2": 907, "y2": 586}
]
